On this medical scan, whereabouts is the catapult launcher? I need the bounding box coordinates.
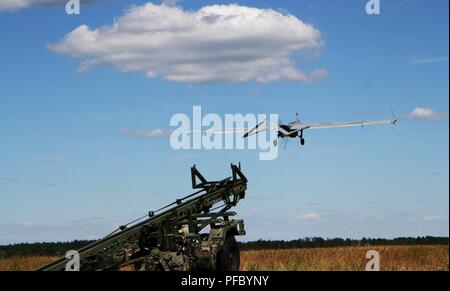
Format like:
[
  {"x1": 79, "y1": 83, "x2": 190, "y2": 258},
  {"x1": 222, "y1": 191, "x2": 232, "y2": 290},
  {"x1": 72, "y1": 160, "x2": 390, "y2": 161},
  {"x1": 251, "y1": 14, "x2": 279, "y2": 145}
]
[{"x1": 37, "y1": 164, "x2": 247, "y2": 271}]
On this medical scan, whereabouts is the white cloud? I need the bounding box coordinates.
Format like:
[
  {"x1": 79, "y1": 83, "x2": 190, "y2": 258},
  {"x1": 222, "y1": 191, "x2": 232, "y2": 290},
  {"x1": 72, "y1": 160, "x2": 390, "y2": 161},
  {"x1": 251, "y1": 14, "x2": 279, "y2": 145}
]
[
  {"x1": 405, "y1": 107, "x2": 448, "y2": 121},
  {"x1": 298, "y1": 213, "x2": 321, "y2": 221},
  {"x1": 17, "y1": 221, "x2": 41, "y2": 228},
  {"x1": 0, "y1": 220, "x2": 119, "y2": 244},
  {"x1": 0, "y1": 0, "x2": 74, "y2": 11},
  {"x1": 0, "y1": 0, "x2": 28, "y2": 10},
  {"x1": 49, "y1": 2, "x2": 326, "y2": 84},
  {"x1": 119, "y1": 128, "x2": 172, "y2": 138},
  {"x1": 161, "y1": 0, "x2": 179, "y2": 7},
  {"x1": 423, "y1": 215, "x2": 443, "y2": 222},
  {"x1": 410, "y1": 57, "x2": 449, "y2": 65}
]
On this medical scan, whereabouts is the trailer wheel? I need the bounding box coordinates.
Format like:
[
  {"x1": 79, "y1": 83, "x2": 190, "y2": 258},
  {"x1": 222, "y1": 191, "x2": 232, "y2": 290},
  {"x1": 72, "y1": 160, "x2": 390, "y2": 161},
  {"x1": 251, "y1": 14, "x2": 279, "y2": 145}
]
[{"x1": 217, "y1": 235, "x2": 240, "y2": 271}]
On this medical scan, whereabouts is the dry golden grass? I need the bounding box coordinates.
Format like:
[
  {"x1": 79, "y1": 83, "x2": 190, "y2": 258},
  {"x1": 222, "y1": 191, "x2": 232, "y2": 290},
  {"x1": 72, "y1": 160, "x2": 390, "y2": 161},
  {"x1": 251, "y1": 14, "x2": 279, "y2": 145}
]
[
  {"x1": 0, "y1": 256, "x2": 57, "y2": 271},
  {"x1": 240, "y1": 245, "x2": 449, "y2": 271},
  {"x1": 0, "y1": 245, "x2": 447, "y2": 271}
]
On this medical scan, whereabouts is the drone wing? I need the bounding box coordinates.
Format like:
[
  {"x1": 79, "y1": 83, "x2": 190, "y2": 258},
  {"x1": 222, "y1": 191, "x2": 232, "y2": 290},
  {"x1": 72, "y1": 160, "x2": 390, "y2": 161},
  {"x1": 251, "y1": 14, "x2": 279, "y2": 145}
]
[
  {"x1": 187, "y1": 119, "x2": 270, "y2": 137},
  {"x1": 304, "y1": 118, "x2": 396, "y2": 130},
  {"x1": 187, "y1": 128, "x2": 247, "y2": 136}
]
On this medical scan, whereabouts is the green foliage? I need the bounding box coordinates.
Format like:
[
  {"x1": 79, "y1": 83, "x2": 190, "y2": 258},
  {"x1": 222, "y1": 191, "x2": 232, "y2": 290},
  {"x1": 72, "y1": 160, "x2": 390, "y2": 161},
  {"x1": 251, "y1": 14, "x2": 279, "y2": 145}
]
[
  {"x1": 0, "y1": 240, "x2": 95, "y2": 259},
  {"x1": 238, "y1": 236, "x2": 449, "y2": 251}
]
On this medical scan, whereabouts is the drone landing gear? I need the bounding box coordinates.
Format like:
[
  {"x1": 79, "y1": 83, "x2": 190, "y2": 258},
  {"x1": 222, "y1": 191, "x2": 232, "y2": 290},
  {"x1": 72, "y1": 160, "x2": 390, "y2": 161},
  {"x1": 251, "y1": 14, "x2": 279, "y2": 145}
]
[{"x1": 299, "y1": 130, "x2": 305, "y2": 146}]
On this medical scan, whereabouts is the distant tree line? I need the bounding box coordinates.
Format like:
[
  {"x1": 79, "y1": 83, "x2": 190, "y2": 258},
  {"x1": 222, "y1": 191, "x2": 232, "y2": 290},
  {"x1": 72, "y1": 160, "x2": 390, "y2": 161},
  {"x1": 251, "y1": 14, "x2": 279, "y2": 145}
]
[
  {"x1": 238, "y1": 236, "x2": 449, "y2": 251},
  {"x1": 0, "y1": 236, "x2": 448, "y2": 259},
  {"x1": 0, "y1": 240, "x2": 95, "y2": 259}
]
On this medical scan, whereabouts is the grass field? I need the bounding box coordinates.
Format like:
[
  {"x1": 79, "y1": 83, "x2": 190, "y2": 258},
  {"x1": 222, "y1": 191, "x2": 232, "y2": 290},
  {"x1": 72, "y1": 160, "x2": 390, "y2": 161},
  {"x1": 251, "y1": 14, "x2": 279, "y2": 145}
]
[
  {"x1": 0, "y1": 256, "x2": 57, "y2": 271},
  {"x1": 0, "y1": 245, "x2": 448, "y2": 271},
  {"x1": 240, "y1": 245, "x2": 449, "y2": 271}
]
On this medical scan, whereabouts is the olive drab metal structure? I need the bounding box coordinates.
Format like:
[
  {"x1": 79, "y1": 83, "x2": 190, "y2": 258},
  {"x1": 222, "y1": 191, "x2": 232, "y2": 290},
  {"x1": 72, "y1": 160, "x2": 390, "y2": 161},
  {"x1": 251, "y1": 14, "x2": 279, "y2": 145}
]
[{"x1": 37, "y1": 164, "x2": 247, "y2": 271}]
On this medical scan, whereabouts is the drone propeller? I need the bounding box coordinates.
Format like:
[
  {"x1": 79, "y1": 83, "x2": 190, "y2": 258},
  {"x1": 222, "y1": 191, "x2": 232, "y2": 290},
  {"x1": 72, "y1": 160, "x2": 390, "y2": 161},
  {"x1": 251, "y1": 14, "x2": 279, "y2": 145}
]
[
  {"x1": 243, "y1": 118, "x2": 266, "y2": 138},
  {"x1": 390, "y1": 108, "x2": 398, "y2": 126},
  {"x1": 388, "y1": 108, "x2": 398, "y2": 133}
]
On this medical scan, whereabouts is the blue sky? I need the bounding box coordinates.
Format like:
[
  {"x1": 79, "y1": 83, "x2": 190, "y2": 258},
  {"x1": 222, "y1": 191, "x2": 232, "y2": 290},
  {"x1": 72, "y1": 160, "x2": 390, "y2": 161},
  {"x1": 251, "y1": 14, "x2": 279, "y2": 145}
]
[{"x1": 0, "y1": 0, "x2": 448, "y2": 244}]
